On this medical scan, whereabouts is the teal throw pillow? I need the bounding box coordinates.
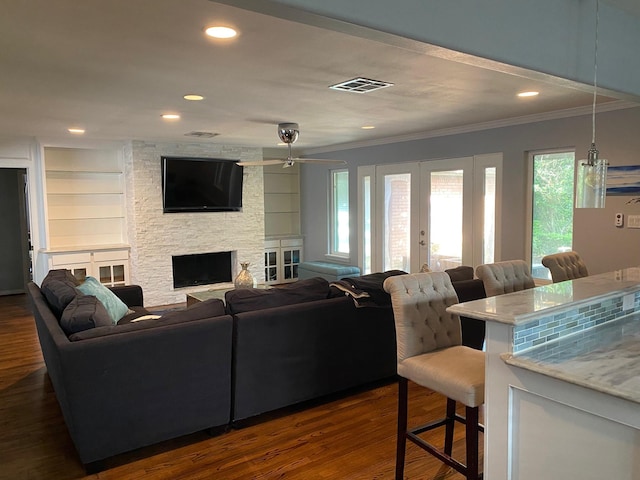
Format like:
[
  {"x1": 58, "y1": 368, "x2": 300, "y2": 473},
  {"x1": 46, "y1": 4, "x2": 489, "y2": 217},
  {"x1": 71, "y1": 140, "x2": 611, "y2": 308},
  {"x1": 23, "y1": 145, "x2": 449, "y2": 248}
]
[{"x1": 77, "y1": 276, "x2": 129, "y2": 324}]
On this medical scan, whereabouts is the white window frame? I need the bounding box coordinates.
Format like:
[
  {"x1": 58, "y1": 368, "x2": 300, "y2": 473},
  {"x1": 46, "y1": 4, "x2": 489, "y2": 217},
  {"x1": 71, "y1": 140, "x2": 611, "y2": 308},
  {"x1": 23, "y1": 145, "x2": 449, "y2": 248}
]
[
  {"x1": 328, "y1": 168, "x2": 350, "y2": 258},
  {"x1": 525, "y1": 147, "x2": 575, "y2": 283}
]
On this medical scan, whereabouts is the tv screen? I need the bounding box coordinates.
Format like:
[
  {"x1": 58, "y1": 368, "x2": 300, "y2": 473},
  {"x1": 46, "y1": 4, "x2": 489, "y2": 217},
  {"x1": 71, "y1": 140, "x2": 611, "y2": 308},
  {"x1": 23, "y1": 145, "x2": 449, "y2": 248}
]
[{"x1": 161, "y1": 156, "x2": 243, "y2": 213}]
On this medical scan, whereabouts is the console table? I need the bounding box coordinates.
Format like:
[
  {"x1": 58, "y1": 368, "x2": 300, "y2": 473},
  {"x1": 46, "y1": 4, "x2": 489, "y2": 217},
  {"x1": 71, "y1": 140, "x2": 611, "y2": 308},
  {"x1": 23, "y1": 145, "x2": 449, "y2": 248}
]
[{"x1": 448, "y1": 268, "x2": 640, "y2": 480}]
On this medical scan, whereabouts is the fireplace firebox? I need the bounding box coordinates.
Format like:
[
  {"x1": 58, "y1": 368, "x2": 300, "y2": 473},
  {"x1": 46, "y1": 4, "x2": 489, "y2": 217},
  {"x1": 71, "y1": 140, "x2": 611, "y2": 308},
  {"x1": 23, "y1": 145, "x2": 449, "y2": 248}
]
[{"x1": 172, "y1": 251, "x2": 232, "y2": 288}]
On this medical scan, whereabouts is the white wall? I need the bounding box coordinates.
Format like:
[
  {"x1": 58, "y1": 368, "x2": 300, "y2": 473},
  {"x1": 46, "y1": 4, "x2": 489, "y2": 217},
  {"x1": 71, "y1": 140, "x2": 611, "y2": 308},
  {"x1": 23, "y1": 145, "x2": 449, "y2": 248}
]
[
  {"x1": 125, "y1": 141, "x2": 265, "y2": 306},
  {"x1": 299, "y1": 106, "x2": 640, "y2": 275}
]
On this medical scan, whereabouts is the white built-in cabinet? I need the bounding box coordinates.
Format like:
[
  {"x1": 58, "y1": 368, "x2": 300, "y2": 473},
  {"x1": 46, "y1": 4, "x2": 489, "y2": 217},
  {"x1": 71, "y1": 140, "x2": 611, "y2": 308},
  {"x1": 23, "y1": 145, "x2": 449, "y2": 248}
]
[
  {"x1": 42, "y1": 246, "x2": 130, "y2": 286},
  {"x1": 42, "y1": 147, "x2": 129, "y2": 285},
  {"x1": 264, "y1": 237, "x2": 303, "y2": 285}
]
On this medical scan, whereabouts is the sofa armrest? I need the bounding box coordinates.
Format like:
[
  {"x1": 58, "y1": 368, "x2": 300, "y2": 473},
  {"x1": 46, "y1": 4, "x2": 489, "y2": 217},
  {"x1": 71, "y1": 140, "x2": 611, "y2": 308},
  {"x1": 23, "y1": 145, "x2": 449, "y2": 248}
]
[{"x1": 108, "y1": 285, "x2": 143, "y2": 307}]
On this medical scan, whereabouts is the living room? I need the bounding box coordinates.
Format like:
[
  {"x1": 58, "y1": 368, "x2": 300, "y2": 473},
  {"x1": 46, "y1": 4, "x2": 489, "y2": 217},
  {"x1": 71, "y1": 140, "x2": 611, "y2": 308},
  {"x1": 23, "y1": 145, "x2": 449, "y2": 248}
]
[{"x1": 1, "y1": 1, "x2": 640, "y2": 479}]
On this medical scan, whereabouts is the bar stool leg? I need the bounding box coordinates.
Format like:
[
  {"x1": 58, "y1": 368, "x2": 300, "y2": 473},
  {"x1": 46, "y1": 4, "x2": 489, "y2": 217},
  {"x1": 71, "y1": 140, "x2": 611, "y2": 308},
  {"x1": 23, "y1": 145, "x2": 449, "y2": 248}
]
[
  {"x1": 396, "y1": 377, "x2": 408, "y2": 480},
  {"x1": 444, "y1": 398, "x2": 456, "y2": 455},
  {"x1": 465, "y1": 406, "x2": 480, "y2": 480}
]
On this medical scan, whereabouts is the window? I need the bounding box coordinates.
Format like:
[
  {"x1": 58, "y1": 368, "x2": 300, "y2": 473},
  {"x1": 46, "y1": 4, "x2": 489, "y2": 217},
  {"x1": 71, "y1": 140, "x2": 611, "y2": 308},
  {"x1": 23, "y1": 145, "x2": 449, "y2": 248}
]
[
  {"x1": 330, "y1": 169, "x2": 349, "y2": 256},
  {"x1": 528, "y1": 150, "x2": 575, "y2": 280}
]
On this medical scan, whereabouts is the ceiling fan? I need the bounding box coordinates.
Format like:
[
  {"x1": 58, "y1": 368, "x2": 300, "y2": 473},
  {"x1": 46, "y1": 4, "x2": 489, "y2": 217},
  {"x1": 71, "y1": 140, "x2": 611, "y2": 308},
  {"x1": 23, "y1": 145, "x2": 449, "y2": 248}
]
[{"x1": 237, "y1": 123, "x2": 346, "y2": 168}]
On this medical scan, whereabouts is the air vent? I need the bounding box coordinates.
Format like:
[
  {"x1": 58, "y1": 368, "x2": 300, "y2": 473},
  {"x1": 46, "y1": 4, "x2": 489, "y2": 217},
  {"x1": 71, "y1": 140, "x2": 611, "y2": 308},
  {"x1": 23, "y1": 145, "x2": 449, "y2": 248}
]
[
  {"x1": 329, "y1": 77, "x2": 394, "y2": 93},
  {"x1": 184, "y1": 131, "x2": 219, "y2": 138}
]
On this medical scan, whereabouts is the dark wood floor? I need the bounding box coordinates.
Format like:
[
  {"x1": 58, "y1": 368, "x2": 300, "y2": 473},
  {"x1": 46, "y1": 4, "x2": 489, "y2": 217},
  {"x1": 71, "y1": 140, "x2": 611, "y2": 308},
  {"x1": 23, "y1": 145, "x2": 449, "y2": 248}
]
[{"x1": 0, "y1": 293, "x2": 482, "y2": 480}]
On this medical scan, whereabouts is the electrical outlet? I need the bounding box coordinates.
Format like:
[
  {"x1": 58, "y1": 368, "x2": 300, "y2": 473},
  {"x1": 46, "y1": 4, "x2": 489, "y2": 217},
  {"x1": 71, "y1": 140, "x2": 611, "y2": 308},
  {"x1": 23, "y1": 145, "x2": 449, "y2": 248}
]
[{"x1": 615, "y1": 213, "x2": 624, "y2": 227}]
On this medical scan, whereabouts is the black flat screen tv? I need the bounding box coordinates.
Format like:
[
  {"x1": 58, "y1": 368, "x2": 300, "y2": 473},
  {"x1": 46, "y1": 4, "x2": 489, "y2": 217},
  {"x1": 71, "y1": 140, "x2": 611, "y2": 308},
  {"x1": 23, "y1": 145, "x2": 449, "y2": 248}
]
[{"x1": 161, "y1": 156, "x2": 243, "y2": 213}]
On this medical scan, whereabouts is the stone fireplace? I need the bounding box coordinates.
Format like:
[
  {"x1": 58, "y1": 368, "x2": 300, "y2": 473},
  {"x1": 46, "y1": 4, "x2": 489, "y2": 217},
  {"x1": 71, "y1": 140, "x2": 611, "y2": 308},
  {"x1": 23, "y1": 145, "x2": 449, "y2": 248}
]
[{"x1": 124, "y1": 141, "x2": 265, "y2": 306}]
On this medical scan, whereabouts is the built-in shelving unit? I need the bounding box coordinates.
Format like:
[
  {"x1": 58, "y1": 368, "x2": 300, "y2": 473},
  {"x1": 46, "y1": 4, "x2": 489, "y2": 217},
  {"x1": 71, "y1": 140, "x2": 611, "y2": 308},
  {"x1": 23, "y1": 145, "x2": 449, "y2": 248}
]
[
  {"x1": 42, "y1": 147, "x2": 129, "y2": 284},
  {"x1": 263, "y1": 163, "x2": 300, "y2": 237}
]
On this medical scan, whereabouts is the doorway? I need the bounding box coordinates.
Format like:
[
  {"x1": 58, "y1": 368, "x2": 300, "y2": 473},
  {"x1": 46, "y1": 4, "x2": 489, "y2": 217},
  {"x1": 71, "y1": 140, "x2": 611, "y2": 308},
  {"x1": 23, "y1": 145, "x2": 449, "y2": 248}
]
[
  {"x1": 358, "y1": 154, "x2": 502, "y2": 274},
  {"x1": 0, "y1": 168, "x2": 31, "y2": 294}
]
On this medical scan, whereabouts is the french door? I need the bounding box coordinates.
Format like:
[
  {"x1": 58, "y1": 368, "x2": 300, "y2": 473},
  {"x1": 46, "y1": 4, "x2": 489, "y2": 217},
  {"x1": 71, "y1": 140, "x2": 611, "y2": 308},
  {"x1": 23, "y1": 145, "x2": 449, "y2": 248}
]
[{"x1": 359, "y1": 154, "x2": 501, "y2": 274}]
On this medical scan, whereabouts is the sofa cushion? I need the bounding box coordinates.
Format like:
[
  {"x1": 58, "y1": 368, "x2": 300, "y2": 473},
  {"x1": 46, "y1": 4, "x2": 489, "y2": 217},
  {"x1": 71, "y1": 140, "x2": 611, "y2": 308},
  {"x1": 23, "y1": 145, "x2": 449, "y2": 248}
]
[
  {"x1": 330, "y1": 270, "x2": 406, "y2": 307},
  {"x1": 77, "y1": 276, "x2": 129, "y2": 324},
  {"x1": 225, "y1": 277, "x2": 330, "y2": 315},
  {"x1": 40, "y1": 279, "x2": 79, "y2": 318},
  {"x1": 445, "y1": 265, "x2": 475, "y2": 282},
  {"x1": 161, "y1": 298, "x2": 226, "y2": 322},
  {"x1": 68, "y1": 303, "x2": 229, "y2": 341},
  {"x1": 41, "y1": 268, "x2": 81, "y2": 287},
  {"x1": 60, "y1": 294, "x2": 113, "y2": 335}
]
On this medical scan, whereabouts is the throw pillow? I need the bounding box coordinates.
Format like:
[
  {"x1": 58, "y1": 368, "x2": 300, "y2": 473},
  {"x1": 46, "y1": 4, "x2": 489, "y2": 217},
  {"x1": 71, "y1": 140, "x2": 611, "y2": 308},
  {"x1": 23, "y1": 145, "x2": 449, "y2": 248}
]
[
  {"x1": 160, "y1": 298, "x2": 226, "y2": 322},
  {"x1": 40, "y1": 279, "x2": 79, "y2": 318},
  {"x1": 77, "y1": 276, "x2": 129, "y2": 324},
  {"x1": 41, "y1": 268, "x2": 81, "y2": 287},
  {"x1": 60, "y1": 294, "x2": 112, "y2": 335}
]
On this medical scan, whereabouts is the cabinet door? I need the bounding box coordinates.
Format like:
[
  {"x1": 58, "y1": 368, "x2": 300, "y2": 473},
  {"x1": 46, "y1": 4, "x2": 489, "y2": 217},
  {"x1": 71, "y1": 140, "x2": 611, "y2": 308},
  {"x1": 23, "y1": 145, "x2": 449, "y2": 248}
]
[
  {"x1": 264, "y1": 248, "x2": 279, "y2": 284},
  {"x1": 281, "y1": 246, "x2": 302, "y2": 282}
]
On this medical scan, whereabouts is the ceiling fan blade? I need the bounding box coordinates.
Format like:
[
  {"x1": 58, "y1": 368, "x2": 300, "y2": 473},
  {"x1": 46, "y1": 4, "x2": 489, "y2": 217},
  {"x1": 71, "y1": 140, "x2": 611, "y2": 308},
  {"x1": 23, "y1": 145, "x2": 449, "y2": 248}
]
[
  {"x1": 291, "y1": 158, "x2": 347, "y2": 165},
  {"x1": 237, "y1": 159, "x2": 284, "y2": 166}
]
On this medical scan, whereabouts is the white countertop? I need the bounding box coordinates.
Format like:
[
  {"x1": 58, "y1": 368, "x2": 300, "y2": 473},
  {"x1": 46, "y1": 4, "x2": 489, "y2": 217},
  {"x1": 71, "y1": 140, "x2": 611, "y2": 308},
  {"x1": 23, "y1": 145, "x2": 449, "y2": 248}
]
[
  {"x1": 502, "y1": 313, "x2": 640, "y2": 404},
  {"x1": 448, "y1": 267, "x2": 640, "y2": 326}
]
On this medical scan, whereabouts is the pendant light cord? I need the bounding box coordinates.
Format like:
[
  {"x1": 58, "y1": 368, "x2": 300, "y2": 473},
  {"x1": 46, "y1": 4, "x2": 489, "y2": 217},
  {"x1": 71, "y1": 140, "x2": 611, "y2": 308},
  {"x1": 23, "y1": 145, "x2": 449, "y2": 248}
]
[{"x1": 591, "y1": 0, "x2": 599, "y2": 146}]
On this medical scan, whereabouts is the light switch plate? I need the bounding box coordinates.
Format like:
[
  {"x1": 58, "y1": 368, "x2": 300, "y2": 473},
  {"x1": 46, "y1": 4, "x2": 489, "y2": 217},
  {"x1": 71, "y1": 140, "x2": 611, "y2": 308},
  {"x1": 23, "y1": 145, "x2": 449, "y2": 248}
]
[{"x1": 628, "y1": 215, "x2": 640, "y2": 229}]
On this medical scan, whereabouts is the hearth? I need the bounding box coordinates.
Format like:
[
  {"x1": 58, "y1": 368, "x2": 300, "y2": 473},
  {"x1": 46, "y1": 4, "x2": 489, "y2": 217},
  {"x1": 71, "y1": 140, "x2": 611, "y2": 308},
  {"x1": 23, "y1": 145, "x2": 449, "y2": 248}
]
[{"x1": 172, "y1": 251, "x2": 232, "y2": 288}]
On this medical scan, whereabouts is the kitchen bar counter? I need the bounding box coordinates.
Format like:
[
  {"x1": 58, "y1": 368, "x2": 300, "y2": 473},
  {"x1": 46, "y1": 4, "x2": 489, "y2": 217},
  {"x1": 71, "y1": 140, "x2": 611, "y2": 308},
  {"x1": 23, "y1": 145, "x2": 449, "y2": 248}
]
[{"x1": 447, "y1": 267, "x2": 640, "y2": 480}]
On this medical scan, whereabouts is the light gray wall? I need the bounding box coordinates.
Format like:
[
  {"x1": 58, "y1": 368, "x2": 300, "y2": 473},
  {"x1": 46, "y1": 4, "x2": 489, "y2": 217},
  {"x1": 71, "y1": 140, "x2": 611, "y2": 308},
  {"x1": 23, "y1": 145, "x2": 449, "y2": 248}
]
[{"x1": 300, "y1": 106, "x2": 640, "y2": 275}]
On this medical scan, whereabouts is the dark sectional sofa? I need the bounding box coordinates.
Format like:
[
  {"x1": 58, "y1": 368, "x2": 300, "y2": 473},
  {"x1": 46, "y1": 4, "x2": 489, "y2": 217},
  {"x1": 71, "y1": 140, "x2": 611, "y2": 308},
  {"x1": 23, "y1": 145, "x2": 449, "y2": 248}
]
[{"x1": 27, "y1": 268, "x2": 486, "y2": 470}]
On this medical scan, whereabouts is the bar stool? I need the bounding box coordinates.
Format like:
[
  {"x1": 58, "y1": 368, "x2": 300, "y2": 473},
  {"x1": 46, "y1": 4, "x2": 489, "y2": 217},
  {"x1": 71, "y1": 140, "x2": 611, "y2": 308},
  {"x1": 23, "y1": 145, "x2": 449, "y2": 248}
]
[
  {"x1": 383, "y1": 272, "x2": 484, "y2": 480},
  {"x1": 541, "y1": 251, "x2": 589, "y2": 283},
  {"x1": 475, "y1": 259, "x2": 535, "y2": 297}
]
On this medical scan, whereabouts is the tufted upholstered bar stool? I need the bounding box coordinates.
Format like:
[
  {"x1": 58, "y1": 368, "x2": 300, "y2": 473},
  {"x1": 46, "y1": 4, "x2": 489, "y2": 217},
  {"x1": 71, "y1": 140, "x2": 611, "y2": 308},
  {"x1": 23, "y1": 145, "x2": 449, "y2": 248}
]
[
  {"x1": 541, "y1": 251, "x2": 589, "y2": 283},
  {"x1": 475, "y1": 260, "x2": 535, "y2": 298},
  {"x1": 383, "y1": 272, "x2": 484, "y2": 480}
]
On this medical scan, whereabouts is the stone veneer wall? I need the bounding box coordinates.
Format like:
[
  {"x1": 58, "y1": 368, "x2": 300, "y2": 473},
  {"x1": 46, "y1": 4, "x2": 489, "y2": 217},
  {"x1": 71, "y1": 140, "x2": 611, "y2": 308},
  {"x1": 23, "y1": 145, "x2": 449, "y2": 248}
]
[{"x1": 124, "y1": 141, "x2": 264, "y2": 306}]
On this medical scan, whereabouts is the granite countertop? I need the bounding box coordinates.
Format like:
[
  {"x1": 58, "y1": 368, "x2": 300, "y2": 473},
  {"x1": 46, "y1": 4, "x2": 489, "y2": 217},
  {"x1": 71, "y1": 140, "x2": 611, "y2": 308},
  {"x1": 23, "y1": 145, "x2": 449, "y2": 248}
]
[
  {"x1": 448, "y1": 267, "x2": 640, "y2": 326},
  {"x1": 502, "y1": 313, "x2": 640, "y2": 404}
]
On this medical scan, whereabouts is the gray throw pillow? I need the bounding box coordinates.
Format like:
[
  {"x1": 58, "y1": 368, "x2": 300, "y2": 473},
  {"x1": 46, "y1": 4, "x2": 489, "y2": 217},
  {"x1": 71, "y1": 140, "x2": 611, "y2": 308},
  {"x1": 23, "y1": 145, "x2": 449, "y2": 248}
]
[
  {"x1": 60, "y1": 294, "x2": 112, "y2": 335},
  {"x1": 40, "y1": 279, "x2": 79, "y2": 318}
]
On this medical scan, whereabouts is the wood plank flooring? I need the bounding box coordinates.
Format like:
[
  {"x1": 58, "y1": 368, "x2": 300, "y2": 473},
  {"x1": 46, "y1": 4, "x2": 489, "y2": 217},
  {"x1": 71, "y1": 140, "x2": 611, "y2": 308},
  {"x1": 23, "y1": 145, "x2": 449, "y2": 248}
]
[{"x1": 0, "y1": 293, "x2": 482, "y2": 480}]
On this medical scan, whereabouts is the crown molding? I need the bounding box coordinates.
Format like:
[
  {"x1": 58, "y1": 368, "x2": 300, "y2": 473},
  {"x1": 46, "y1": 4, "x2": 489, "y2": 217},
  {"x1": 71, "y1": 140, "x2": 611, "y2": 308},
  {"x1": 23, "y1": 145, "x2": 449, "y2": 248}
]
[{"x1": 301, "y1": 100, "x2": 639, "y2": 155}]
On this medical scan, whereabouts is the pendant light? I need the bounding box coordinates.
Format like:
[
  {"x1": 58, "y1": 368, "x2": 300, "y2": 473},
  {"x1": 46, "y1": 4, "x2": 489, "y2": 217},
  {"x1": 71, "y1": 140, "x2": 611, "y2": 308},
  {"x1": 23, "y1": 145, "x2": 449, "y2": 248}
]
[{"x1": 575, "y1": 0, "x2": 608, "y2": 209}]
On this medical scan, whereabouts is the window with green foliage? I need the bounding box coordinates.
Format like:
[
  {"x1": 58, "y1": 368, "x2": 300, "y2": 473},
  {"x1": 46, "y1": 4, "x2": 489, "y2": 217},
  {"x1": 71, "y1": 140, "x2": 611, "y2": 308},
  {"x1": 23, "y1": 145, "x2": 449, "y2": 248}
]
[
  {"x1": 530, "y1": 151, "x2": 575, "y2": 279},
  {"x1": 330, "y1": 169, "x2": 349, "y2": 256}
]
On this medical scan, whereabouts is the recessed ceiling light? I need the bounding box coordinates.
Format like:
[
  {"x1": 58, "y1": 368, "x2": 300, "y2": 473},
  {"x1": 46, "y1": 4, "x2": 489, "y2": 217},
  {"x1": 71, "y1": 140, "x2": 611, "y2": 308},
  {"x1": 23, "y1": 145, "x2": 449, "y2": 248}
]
[
  {"x1": 161, "y1": 114, "x2": 180, "y2": 120},
  {"x1": 361, "y1": 125, "x2": 376, "y2": 130},
  {"x1": 68, "y1": 128, "x2": 85, "y2": 134},
  {"x1": 517, "y1": 91, "x2": 539, "y2": 97},
  {"x1": 183, "y1": 94, "x2": 204, "y2": 101},
  {"x1": 205, "y1": 26, "x2": 237, "y2": 39}
]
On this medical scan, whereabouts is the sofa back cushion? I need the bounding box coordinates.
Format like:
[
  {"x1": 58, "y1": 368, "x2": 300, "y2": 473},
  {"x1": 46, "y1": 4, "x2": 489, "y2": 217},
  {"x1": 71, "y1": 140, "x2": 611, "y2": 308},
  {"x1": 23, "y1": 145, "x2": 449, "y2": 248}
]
[
  {"x1": 225, "y1": 277, "x2": 330, "y2": 315},
  {"x1": 69, "y1": 298, "x2": 228, "y2": 341},
  {"x1": 60, "y1": 294, "x2": 113, "y2": 335}
]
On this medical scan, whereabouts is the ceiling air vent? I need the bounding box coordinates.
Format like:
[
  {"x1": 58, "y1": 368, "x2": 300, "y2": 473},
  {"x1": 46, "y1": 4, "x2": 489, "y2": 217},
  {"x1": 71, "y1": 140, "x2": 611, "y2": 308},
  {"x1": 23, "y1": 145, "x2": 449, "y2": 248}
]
[
  {"x1": 184, "y1": 131, "x2": 219, "y2": 138},
  {"x1": 329, "y1": 77, "x2": 394, "y2": 93}
]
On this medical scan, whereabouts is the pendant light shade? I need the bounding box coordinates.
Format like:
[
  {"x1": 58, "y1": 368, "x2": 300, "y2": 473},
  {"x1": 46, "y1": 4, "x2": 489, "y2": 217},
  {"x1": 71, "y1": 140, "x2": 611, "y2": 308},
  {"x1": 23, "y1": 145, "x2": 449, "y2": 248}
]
[
  {"x1": 575, "y1": 0, "x2": 608, "y2": 209},
  {"x1": 575, "y1": 143, "x2": 607, "y2": 208}
]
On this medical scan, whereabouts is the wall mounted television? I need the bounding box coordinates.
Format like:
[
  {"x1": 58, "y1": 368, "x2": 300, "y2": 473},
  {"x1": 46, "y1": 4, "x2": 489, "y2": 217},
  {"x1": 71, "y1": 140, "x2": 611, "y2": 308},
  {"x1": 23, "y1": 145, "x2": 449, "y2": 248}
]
[{"x1": 161, "y1": 156, "x2": 243, "y2": 213}]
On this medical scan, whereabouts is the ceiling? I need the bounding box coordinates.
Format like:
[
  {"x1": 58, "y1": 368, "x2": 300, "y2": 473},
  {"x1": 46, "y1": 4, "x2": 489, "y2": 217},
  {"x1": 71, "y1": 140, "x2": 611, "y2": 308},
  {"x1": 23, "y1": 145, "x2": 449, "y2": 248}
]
[{"x1": 0, "y1": 0, "x2": 632, "y2": 152}]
